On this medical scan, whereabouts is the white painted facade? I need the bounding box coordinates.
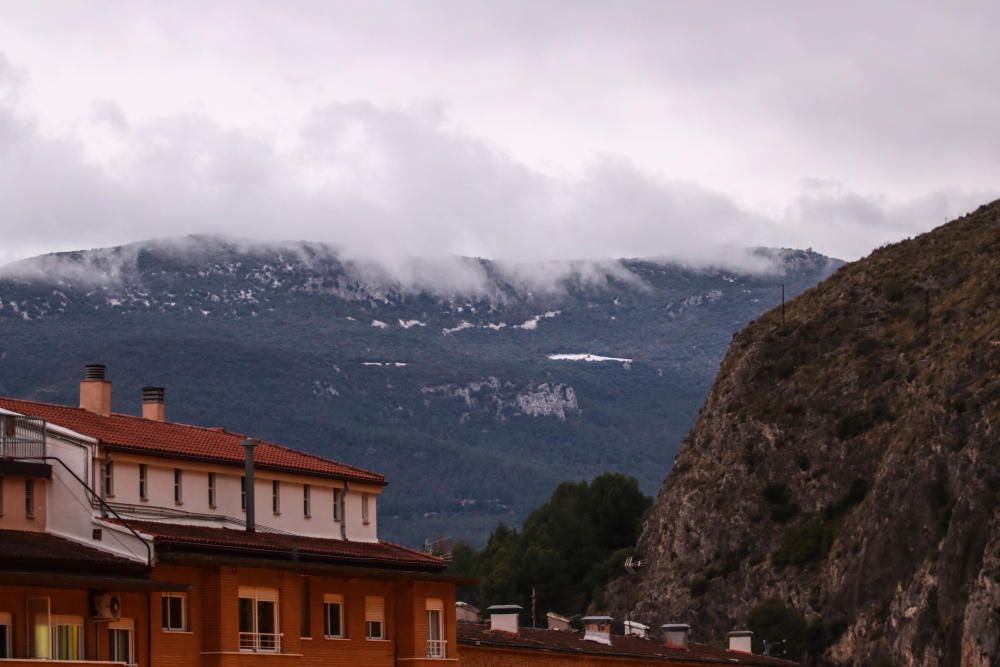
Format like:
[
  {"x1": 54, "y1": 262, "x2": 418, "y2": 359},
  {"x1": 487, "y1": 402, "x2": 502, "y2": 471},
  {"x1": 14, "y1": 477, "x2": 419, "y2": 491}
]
[{"x1": 0, "y1": 403, "x2": 384, "y2": 574}]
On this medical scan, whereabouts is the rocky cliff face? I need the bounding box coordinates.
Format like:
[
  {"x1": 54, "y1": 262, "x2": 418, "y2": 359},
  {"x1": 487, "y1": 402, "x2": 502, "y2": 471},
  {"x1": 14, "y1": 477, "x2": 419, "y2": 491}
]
[{"x1": 608, "y1": 200, "x2": 1000, "y2": 665}]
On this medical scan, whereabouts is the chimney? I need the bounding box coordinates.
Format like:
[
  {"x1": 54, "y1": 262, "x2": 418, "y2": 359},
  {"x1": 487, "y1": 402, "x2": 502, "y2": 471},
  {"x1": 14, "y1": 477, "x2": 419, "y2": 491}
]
[
  {"x1": 242, "y1": 438, "x2": 258, "y2": 533},
  {"x1": 486, "y1": 605, "x2": 522, "y2": 635},
  {"x1": 661, "y1": 624, "x2": 691, "y2": 649},
  {"x1": 546, "y1": 612, "x2": 572, "y2": 632},
  {"x1": 624, "y1": 620, "x2": 649, "y2": 639},
  {"x1": 142, "y1": 386, "x2": 166, "y2": 421},
  {"x1": 728, "y1": 630, "x2": 753, "y2": 653},
  {"x1": 80, "y1": 364, "x2": 112, "y2": 416},
  {"x1": 582, "y1": 616, "x2": 613, "y2": 646}
]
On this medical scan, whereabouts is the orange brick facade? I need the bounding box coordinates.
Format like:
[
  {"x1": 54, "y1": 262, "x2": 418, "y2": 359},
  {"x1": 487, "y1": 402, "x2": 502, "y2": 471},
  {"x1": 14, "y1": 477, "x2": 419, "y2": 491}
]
[
  {"x1": 0, "y1": 562, "x2": 457, "y2": 667},
  {"x1": 458, "y1": 645, "x2": 765, "y2": 667}
]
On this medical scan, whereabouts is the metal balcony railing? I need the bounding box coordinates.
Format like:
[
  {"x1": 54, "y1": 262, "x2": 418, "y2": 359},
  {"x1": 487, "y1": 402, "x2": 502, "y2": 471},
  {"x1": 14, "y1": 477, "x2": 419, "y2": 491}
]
[
  {"x1": 426, "y1": 639, "x2": 447, "y2": 658},
  {"x1": 239, "y1": 632, "x2": 282, "y2": 653},
  {"x1": 0, "y1": 415, "x2": 46, "y2": 459}
]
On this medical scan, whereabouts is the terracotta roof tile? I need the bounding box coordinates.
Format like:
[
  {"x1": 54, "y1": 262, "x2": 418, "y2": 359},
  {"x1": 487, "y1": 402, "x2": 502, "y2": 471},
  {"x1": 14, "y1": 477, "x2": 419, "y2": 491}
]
[
  {"x1": 0, "y1": 397, "x2": 384, "y2": 484},
  {"x1": 117, "y1": 519, "x2": 446, "y2": 572},
  {"x1": 0, "y1": 529, "x2": 148, "y2": 576},
  {"x1": 457, "y1": 622, "x2": 797, "y2": 666}
]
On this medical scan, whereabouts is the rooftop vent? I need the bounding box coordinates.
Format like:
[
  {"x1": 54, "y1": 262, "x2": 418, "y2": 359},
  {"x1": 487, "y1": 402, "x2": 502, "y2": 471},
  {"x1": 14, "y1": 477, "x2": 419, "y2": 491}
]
[
  {"x1": 486, "y1": 605, "x2": 522, "y2": 635},
  {"x1": 582, "y1": 616, "x2": 613, "y2": 646},
  {"x1": 455, "y1": 601, "x2": 481, "y2": 623},
  {"x1": 141, "y1": 386, "x2": 166, "y2": 421},
  {"x1": 80, "y1": 364, "x2": 111, "y2": 416},
  {"x1": 546, "y1": 612, "x2": 572, "y2": 632},
  {"x1": 729, "y1": 629, "x2": 753, "y2": 653},
  {"x1": 661, "y1": 623, "x2": 691, "y2": 649},
  {"x1": 624, "y1": 620, "x2": 649, "y2": 639}
]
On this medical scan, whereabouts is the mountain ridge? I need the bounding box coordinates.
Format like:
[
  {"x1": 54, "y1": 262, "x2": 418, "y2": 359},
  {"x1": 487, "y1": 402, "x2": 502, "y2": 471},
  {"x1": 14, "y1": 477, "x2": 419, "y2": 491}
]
[{"x1": 0, "y1": 236, "x2": 841, "y2": 546}]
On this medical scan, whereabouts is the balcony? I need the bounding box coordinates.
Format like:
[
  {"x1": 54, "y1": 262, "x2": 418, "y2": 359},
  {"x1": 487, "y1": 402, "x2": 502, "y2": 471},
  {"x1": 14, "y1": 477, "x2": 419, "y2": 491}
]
[
  {"x1": 0, "y1": 415, "x2": 46, "y2": 459},
  {"x1": 426, "y1": 639, "x2": 447, "y2": 659},
  {"x1": 238, "y1": 632, "x2": 282, "y2": 653}
]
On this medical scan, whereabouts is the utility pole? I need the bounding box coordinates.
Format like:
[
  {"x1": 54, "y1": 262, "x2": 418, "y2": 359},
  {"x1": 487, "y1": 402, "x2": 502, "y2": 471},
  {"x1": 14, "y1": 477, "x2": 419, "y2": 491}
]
[{"x1": 531, "y1": 587, "x2": 537, "y2": 629}]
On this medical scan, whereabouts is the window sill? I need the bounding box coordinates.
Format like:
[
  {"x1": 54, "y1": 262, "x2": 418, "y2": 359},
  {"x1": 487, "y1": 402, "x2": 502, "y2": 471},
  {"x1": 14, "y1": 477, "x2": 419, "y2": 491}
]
[
  {"x1": 162, "y1": 629, "x2": 194, "y2": 635},
  {"x1": 365, "y1": 638, "x2": 390, "y2": 642},
  {"x1": 323, "y1": 636, "x2": 348, "y2": 641}
]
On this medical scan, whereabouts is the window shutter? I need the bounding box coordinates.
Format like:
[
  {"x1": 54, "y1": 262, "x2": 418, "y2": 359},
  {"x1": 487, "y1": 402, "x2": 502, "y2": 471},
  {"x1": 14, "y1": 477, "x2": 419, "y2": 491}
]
[
  {"x1": 425, "y1": 598, "x2": 444, "y2": 612},
  {"x1": 365, "y1": 596, "x2": 385, "y2": 622}
]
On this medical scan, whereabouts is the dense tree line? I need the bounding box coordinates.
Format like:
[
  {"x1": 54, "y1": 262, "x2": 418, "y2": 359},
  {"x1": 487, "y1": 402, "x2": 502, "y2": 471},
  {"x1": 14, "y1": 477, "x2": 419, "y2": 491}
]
[{"x1": 447, "y1": 472, "x2": 652, "y2": 622}]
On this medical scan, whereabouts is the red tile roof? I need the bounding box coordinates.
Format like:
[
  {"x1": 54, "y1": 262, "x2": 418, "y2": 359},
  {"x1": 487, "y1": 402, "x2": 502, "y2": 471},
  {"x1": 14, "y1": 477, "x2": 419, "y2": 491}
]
[
  {"x1": 457, "y1": 622, "x2": 797, "y2": 666},
  {"x1": 0, "y1": 529, "x2": 148, "y2": 576},
  {"x1": 0, "y1": 396, "x2": 384, "y2": 485},
  {"x1": 116, "y1": 519, "x2": 446, "y2": 572}
]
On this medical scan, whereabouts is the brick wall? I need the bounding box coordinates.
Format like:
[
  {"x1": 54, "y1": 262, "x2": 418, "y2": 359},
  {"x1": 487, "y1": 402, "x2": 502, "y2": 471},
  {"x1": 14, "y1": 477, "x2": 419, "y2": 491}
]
[{"x1": 458, "y1": 644, "x2": 739, "y2": 667}]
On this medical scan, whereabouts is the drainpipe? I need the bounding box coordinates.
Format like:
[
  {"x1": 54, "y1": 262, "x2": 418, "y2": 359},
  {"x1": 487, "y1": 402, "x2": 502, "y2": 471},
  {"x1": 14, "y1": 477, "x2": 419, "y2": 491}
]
[
  {"x1": 242, "y1": 438, "x2": 257, "y2": 533},
  {"x1": 340, "y1": 482, "x2": 350, "y2": 541}
]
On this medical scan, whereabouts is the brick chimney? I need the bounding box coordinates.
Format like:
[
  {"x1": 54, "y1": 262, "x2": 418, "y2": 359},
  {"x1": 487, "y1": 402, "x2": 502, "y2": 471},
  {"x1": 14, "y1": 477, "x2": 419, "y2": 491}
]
[
  {"x1": 582, "y1": 616, "x2": 613, "y2": 646},
  {"x1": 141, "y1": 386, "x2": 165, "y2": 421},
  {"x1": 661, "y1": 623, "x2": 691, "y2": 649},
  {"x1": 728, "y1": 630, "x2": 753, "y2": 653},
  {"x1": 486, "y1": 605, "x2": 522, "y2": 635},
  {"x1": 79, "y1": 364, "x2": 111, "y2": 416}
]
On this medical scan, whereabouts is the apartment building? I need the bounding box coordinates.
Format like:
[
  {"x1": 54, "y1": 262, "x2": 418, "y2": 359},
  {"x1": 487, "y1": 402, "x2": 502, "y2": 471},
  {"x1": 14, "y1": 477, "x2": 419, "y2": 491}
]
[{"x1": 0, "y1": 365, "x2": 462, "y2": 667}]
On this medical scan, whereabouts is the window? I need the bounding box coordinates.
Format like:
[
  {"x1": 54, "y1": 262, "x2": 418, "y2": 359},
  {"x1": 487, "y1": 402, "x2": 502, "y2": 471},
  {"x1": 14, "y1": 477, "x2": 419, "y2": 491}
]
[
  {"x1": 299, "y1": 578, "x2": 311, "y2": 639},
  {"x1": 26, "y1": 597, "x2": 50, "y2": 658},
  {"x1": 303, "y1": 485, "x2": 311, "y2": 518},
  {"x1": 332, "y1": 488, "x2": 343, "y2": 522},
  {"x1": 208, "y1": 473, "x2": 216, "y2": 508},
  {"x1": 173, "y1": 469, "x2": 183, "y2": 505},
  {"x1": 272, "y1": 480, "x2": 280, "y2": 514},
  {"x1": 322, "y1": 594, "x2": 344, "y2": 638},
  {"x1": 25, "y1": 479, "x2": 34, "y2": 519},
  {"x1": 0, "y1": 612, "x2": 11, "y2": 659},
  {"x1": 138, "y1": 464, "x2": 148, "y2": 500},
  {"x1": 238, "y1": 587, "x2": 280, "y2": 653},
  {"x1": 362, "y1": 493, "x2": 370, "y2": 525},
  {"x1": 108, "y1": 619, "x2": 134, "y2": 666},
  {"x1": 103, "y1": 460, "x2": 114, "y2": 497},
  {"x1": 51, "y1": 615, "x2": 84, "y2": 660},
  {"x1": 161, "y1": 593, "x2": 186, "y2": 632},
  {"x1": 364, "y1": 596, "x2": 385, "y2": 640},
  {"x1": 241, "y1": 476, "x2": 247, "y2": 511},
  {"x1": 426, "y1": 599, "x2": 445, "y2": 658}
]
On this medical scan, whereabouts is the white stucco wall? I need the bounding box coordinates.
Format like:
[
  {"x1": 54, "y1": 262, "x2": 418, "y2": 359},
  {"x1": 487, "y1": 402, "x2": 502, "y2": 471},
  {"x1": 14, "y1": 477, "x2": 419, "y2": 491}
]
[{"x1": 106, "y1": 457, "x2": 380, "y2": 542}]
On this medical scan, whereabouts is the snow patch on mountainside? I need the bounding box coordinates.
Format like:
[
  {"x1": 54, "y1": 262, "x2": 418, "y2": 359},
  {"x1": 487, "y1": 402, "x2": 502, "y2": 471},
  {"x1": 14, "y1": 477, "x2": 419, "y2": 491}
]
[{"x1": 548, "y1": 353, "x2": 633, "y2": 364}]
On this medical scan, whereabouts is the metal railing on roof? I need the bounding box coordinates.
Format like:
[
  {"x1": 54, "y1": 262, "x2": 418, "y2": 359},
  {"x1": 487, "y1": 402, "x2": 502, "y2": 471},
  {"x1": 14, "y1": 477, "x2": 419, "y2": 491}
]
[{"x1": 0, "y1": 415, "x2": 46, "y2": 459}]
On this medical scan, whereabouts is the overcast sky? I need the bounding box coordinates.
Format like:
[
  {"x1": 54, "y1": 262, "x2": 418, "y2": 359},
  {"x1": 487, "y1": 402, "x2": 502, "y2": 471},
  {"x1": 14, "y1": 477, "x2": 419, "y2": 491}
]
[{"x1": 0, "y1": 1, "x2": 997, "y2": 266}]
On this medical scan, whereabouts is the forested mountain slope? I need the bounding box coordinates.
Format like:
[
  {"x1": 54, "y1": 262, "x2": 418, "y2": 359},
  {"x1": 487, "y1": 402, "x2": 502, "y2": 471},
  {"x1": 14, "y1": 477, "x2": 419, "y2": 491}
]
[{"x1": 0, "y1": 238, "x2": 837, "y2": 545}]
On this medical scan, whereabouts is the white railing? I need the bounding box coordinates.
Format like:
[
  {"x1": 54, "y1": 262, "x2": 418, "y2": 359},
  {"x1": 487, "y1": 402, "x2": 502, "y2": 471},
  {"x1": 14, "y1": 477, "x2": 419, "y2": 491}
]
[
  {"x1": 239, "y1": 632, "x2": 282, "y2": 653},
  {"x1": 426, "y1": 639, "x2": 447, "y2": 658}
]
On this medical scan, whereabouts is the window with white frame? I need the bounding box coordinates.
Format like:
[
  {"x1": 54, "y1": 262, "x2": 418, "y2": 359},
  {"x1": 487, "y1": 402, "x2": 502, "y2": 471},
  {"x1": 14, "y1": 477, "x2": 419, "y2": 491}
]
[
  {"x1": 173, "y1": 468, "x2": 183, "y2": 505},
  {"x1": 208, "y1": 473, "x2": 216, "y2": 508},
  {"x1": 272, "y1": 480, "x2": 280, "y2": 514},
  {"x1": 362, "y1": 493, "x2": 370, "y2": 525},
  {"x1": 103, "y1": 460, "x2": 114, "y2": 497},
  {"x1": 161, "y1": 593, "x2": 186, "y2": 632},
  {"x1": 426, "y1": 598, "x2": 445, "y2": 658},
  {"x1": 332, "y1": 488, "x2": 343, "y2": 522},
  {"x1": 138, "y1": 464, "x2": 148, "y2": 501},
  {"x1": 108, "y1": 619, "x2": 134, "y2": 666},
  {"x1": 238, "y1": 587, "x2": 280, "y2": 653},
  {"x1": 0, "y1": 611, "x2": 11, "y2": 659},
  {"x1": 51, "y1": 615, "x2": 84, "y2": 660},
  {"x1": 364, "y1": 596, "x2": 385, "y2": 640},
  {"x1": 25, "y1": 479, "x2": 34, "y2": 519},
  {"x1": 322, "y1": 594, "x2": 344, "y2": 638},
  {"x1": 303, "y1": 484, "x2": 311, "y2": 518}
]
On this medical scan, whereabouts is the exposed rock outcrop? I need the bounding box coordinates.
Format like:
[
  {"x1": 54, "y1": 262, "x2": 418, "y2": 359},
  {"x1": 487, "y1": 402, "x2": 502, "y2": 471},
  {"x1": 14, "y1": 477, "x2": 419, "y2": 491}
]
[{"x1": 608, "y1": 200, "x2": 1000, "y2": 665}]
